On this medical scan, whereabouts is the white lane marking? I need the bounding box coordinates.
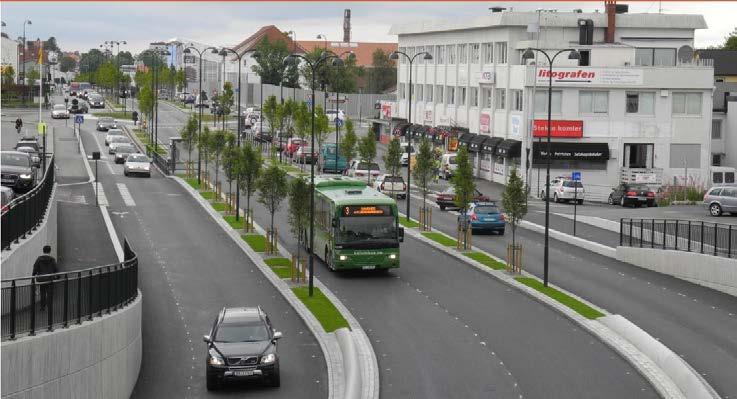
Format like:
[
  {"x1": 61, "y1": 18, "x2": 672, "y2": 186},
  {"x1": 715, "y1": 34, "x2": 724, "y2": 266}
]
[
  {"x1": 89, "y1": 129, "x2": 115, "y2": 175},
  {"x1": 94, "y1": 181, "x2": 109, "y2": 206},
  {"x1": 100, "y1": 205, "x2": 124, "y2": 262},
  {"x1": 117, "y1": 183, "x2": 136, "y2": 207}
]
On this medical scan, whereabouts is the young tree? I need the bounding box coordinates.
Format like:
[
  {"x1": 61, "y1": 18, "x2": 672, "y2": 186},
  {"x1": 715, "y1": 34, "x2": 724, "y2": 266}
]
[
  {"x1": 313, "y1": 105, "x2": 331, "y2": 170},
  {"x1": 502, "y1": 167, "x2": 527, "y2": 248},
  {"x1": 27, "y1": 69, "x2": 40, "y2": 88},
  {"x1": 280, "y1": 98, "x2": 296, "y2": 139},
  {"x1": 220, "y1": 82, "x2": 234, "y2": 130},
  {"x1": 237, "y1": 144, "x2": 263, "y2": 226},
  {"x1": 137, "y1": 85, "x2": 154, "y2": 122},
  {"x1": 262, "y1": 95, "x2": 279, "y2": 142},
  {"x1": 288, "y1": 177, "x2": 311, "y2": 261},
  {"x1": 198, "y1": 127, "x2": 212, "y2": 182},
  {"x1": 209, "y1": 130, "x2": 228, "y2": 194},
  {"x1": 384, "y1": 137, "x2": 402, "y2": 178},
  {"x1": 251, "y1": 37, "x2": 298, "y2": 86},
  {"x1": 340, "y1": 119, "x2": 357, "y2": 165},
  {"x1": 723, "y1": 27, "x2": 737, "y2": 50},
  {"x1": 257, "y1": 163, "x2": 289, "y2": 248},
  {"x1": 357, "y1": 131, "x2": 377, "y2": 184},
  {"x1": 412, "y1": 138, "x2": 435, "y2": 222},
  {"x1": 451, "y1": 146, "x2": 476, "y2": 219},
  {"x1": 1, "y1": 66, "x2": 15, "y2": 85},
  {"x1": 59, "y1": 56, "x2": 77, "y2": 73},
  {"x1": 179, "y1": 115, "x2": 199, "y2": 175},
  {"x1": 221, "y1": 133, "x2": 238, "y2": 209}
]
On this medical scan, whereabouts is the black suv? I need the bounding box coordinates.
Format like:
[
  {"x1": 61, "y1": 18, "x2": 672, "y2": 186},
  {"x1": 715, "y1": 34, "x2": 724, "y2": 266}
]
[
  {"x1": 203, "y1": 307, "x2": 282, "y2": 390},
  {"x1": 1, "y1": 151, "x2": 37, "y2": 192}
]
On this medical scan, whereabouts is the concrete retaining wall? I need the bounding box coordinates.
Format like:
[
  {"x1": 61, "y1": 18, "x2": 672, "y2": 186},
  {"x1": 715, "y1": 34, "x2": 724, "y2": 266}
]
[
  {"x1": 1, "y1": 185, "x2": 58, "y2": 280},
  {"x1": 1, "y1": 291, "x2": 142, "y2": 399},
  {"x1": 616, "y1": 247, "x2": 737, "y2": 297}
]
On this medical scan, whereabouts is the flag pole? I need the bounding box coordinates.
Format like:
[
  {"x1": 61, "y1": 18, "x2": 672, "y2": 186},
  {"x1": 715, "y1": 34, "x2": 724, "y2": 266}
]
[{"x1": 38, "y1": 42, "x2": 43, "y2": 124}]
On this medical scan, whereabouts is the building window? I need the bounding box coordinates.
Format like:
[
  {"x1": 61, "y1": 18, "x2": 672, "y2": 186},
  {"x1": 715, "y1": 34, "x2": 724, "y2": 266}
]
[
  {"x1": 669, "y1": 144, "x2": 701, "y2": 168},
  {"x1": 712, "y1": 120, "x2": 722, "y2": 139},
  {"x1": 482, "y1": 88, "x2": 493, "y2": 108},
  {"x1": 436, "y1": 85, "x2": 444, "y2": 104},
  {"x1": 436, "y1": 45, "x2": 445, "y2": 64},
  {"x1": 635, "y1": 48, "x2": 676, "y2": 66},
  {"x1": 415, "y1": 46, "x2": 424, "y2": 64},
  {"x1": 398, "y1": 47, "x2": 405, "y2": 64},
  {"x1": 482, "y1": 43, "x2": 493, "y2": 64},
  {"x1": 712, "y1": 154, "x2": 722, "y2": 166},
  {"x1": 495, "y1": 88, "x2": 506, "y2": 110},
  {"x1": 495, "y1": 42, "x2": 507, "y2": 64},
  {"x1": 459, "y1": 87, "x2": 467, "y2": 106},
  {"x1": 470, "y1": 44, "x2": 480, "y2": 64},
  {"x1": 534, "y1": 90, "x2": 562, "y2": 114},
  {"x1": 447, "y1": 87, "x2": 455, "y2": 105},
  {"x1": 511, "y1": 89, "x2": 523, "y2": 111},
  {"x1": 625, "y1": 92, "x2": 655, "y2": 115},
  {"x1": 579, "y1": 91, "x2": 609, "y2": 114},
  {"x1": 672, "y1": 92, "x2": 702, "y2": 115},
  {"x1": 399, "y1": 83, "x2": 406, "y2": 100},
  {"x1": 409, "y1": 83, "x2": 414, "y2": 100},
  {"x1": 578, "y1": 50, "x2": 591, "y2": 66},
  {"x1": 446, "y1": 44, "x2": 456, "y2": 64},
  {"x1": 470, "y1": 87, "x2": 479, "y2": 107},
  {"x1": 458, "y1": 44, "x2": 468, "y2": 64},
  {"x1": 624, "y1": 143, "x2": 654, "y2": 168},
  {"x1": 416, "y1": 84, "x2": 423, "y2": 101},
  {"x1": 425, "y1": 84, "x2": 433, "y2": 102}
]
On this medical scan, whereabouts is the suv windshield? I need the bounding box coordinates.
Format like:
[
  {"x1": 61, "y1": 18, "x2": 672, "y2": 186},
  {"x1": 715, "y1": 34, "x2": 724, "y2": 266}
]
[
  {"x1": 2, "y1": 153, "x2": 31, "y2": 167},
  {"x1": 215, "y1": 322, "x2": 269, "y2": 343},
  {"x1": 117, "y1": 146, "x2": 135, "y2": 153}
]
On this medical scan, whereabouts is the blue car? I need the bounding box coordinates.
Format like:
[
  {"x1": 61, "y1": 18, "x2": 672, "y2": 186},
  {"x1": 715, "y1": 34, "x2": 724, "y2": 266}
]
[{"x1": 457, "y1": 202, "x2": 506, "y2": 235}]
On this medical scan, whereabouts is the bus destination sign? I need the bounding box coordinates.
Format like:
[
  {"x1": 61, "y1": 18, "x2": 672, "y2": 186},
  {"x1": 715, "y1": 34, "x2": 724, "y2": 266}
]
[{"x1": 343, "y1": 205, "x2": 390, "y2": 216}]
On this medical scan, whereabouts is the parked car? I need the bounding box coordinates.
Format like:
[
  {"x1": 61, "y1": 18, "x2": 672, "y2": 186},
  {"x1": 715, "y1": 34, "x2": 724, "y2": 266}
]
[
  {"x1": 51, "y1": 104, "x2": 70, "y2": 119},
  {"x1": 105, "y1": 129, "x2": 125, "y2": 145},
  {"x1": 321, "y1": 144, "x2": 347, "y2": 173},
  {"x1": 15, "y1": 146, "x2": 41, "y2": 168},
  {"x1": 203, "y1": 307, "x2": 282, "y2": 390},
  {"x1": 195, "y1": 93, "x2": 210, "y2": 108},
  {"x1": 284, "y1": 137, "x2": 304, "y2": 158},
  {"x1": 457, "y1": 202, "x2": 506, "y2": 235},
  {"x1": 88, "y1": 94, "x2": 105, "y2": 108},
  {"x1": 1, "y1": 186, "x2": 15, "y2": 212},
  {"x1": 114, "y1": 145, "x2": 137, "y2": 164},
  {"x1": 549, "y1": 179, "x2": 585, "y2": 204},
  {"x1": 124, "y1": 153, "x2": 151, "y2": 177},
  {"x1": 68, "y1": 99, "x2": 88, "y2": 114},
  {"x1": 608, "y1": 183, "x2": 656, "y2": 207},
  {"x1": 345, "y1": 160, "x2": 381, "y2": 183},
  {"x1": 435, "y1": 186, "x2": 490, "y2": 211},
  {"x1": 253, "y1": 125, "x2": 273, "y2": 143},
  {"x1": 438, "y1": 153, "x2": 457, "y2": 179},
  {"x1": 15, "y1": 137, "x2": 41, "y2": 154},
  {"x1": 373, "y1": 174, "x2": 406, "y2": 199},
  {"x1": 244, "y1": 111, "x2": 261, "y2": 129},
  {"x1": 1, "y1": 151, "x2": 37, "y2": 192},
  {"x1": 294, "y1": 145, "x2": 318, "y2": 164},
  {"x1": 325, "y1": 109, "x2": 339, "y2": 122},
  {"x1": 108, "y1": 136, "x2": 132, "y2": 154},
  {"x1": 96, "y1": 117, "x2": 118, "y2": 131},
  {"x1": 184, "y1": 94, "x2": 196, "y2": 104},
  {"x1": 703, "y1": 185, "x2": 737, "y2": 216},
  {"x1": 400, "y1": 143, "x2": 415, "y2": 166}
]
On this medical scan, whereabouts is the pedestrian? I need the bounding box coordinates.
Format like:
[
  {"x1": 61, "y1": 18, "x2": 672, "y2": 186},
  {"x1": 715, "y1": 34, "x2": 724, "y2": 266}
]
[
  {"x1": 32, "y1": 245, "x2": 58, "y2": 311},
  {"x1": 15, "y1": 117, "x2": 23, "y2": 134},
  {"x1": 132, "y1": 111, "x2": 138, "y2": 126}
]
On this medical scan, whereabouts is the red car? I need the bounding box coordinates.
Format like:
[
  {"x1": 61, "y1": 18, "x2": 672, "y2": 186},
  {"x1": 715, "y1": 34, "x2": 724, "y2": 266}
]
[
  {"x1": 435, "y1": 187, "x2": 490, "y2": 210},
  {"x1": 285, "y1": 138, "x2": 304, "y2": 158}
]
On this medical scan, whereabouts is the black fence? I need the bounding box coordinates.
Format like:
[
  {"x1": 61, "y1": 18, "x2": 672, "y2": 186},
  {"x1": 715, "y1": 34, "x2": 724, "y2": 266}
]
[
  {"x1": 151, "y1": 151, "x2": 170, "y2": 175},
  {"x1": 1, "y1": 156, "x2": 55, "y2": 250},
  {"x1": 1, "y1": 239, "x2": 139, "y2": 340},
  {"x1": 620, "y1": 218, "x2": 737, "y2": 258}
]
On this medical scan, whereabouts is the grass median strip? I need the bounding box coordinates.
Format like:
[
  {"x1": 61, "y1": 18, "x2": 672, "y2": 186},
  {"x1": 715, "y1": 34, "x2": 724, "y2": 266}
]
[
  {"x1": 399, "y1": 217, "x2": 420, "y2": 228},
  {"x1": 515, "y1": 277, "x2": 604, "y2": 320},
  {"x1": 464, "y1": 252, "x2": 505, "y2": 270},
  {"x1": 223, "y1": 215, "x2": 245, "y2": 230},
  {"x1": 199, "y1": 191, "x2": 216, "y2": 200},
  {"x1": 210, "y1": 202, "x2": 230, "y2": 212},
  {"x1": 243, "y1": 234, "x2": 266, "y2": 252},
  {"x1": 292, "y1": 286, "x2": 349, "y2": 333},
  {"x1": 184, "y1": 177, "x2": 200, "y2": 190},
  {"x1": 421, "y1": 232, "x2": 457, "y2": 247},
  {"x1": 95, "y1": 111, "x2": 131, "y2": 120},
  {"x1": 264, "y1": 257, "x2": 292, "y2": 279}
]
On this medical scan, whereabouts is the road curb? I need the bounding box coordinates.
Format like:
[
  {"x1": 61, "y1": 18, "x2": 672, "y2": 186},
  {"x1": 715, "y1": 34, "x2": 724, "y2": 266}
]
[
  {"x1": 169, "y1": 175, "x2": 379, "y2": 399},
  {"x1": 400, "y1": 219, "x2": 696, "y2": 399}
]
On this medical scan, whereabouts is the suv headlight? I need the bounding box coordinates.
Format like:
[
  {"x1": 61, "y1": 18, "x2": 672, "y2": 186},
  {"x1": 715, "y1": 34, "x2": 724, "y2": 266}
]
[
  {"x1": 19, "y1": 174, "x2": 32, "y2": 180},
  {"x1": 260, "y1": 353, "x2": 276, "y2": 364},
  {"x1": 208, "y1": 349, "x2": 224, "y2": 366}
]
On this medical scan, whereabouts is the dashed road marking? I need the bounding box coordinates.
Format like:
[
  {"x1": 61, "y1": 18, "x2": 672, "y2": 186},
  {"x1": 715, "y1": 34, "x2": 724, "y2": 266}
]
[{"x1": 117, "y1": 183, "x2": 136, "y2": 206}]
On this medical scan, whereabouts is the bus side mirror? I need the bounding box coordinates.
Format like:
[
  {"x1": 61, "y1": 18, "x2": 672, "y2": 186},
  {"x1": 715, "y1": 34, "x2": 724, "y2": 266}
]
[{"x1": 398, "y1": 227, "x2": 404, "y2": 242}]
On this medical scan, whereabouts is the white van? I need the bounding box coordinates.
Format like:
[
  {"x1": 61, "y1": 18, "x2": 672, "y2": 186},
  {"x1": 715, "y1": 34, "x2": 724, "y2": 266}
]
[
  {"x1": 710, "y1": 166, "x2": 736, "y2": 186},
  {"x1": 438, "y1": 153, "x2": 457, "y2": 179}
]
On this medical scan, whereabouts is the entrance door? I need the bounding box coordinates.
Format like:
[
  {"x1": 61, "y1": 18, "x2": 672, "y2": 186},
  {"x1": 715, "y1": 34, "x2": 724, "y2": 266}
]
[{"x1": 623, "y1": 143, "x2": 654, "y2": 168}]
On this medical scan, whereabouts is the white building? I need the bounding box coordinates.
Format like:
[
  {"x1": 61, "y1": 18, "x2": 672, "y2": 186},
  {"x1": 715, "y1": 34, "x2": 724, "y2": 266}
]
[
  {"x1": 390, "y1": 5, "x2": 714, "y2": 200},
  {"x1": 1, "y1": 34, "x2": 19, "y2": 82}
]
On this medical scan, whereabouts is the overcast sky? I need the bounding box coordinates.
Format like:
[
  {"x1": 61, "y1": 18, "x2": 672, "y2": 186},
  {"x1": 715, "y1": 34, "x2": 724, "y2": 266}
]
[{"x1": 1, "y1": 1, "x2": 735, "y2": 54}]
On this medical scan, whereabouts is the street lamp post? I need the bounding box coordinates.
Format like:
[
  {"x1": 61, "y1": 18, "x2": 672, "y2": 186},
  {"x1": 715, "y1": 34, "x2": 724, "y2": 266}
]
[
  {"x1": 22, "y1": 20, "x2": 31, "y2": 100},
  {"x1": 389, "y1": 50, "x2": 433, "y2": 222},
  {"x1": 284, "y1": 52, "x2": 343, "y2": 297},
  {"x1": 105, "y1": 40, "x2": 126, "y2": 104},
  {"x1": 325, "y1": 50, "x2": 355, "y2": 174},
  {"x1": 522, "y1": 47, "x2": 579, "y2": 287},
  {"x1": 183, "y1": 45, "x2": 220, "y2": 185}
]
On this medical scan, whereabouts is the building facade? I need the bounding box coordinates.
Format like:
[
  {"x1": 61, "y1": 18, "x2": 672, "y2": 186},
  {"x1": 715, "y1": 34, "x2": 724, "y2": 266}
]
[
  {"x1": 1, "y1": 34, "x2": 20, "y2": 82},
  {"x1": 390, "y1": 7, "x2": 714, "y2": 200}
]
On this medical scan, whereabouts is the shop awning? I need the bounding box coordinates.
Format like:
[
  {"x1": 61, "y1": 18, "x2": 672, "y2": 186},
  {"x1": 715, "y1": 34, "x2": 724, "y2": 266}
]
[
  {"x1": 458, "y1": 132, "x2": 476, "y2": 145},
  {"x1": 410, "y1": 124, "x2": 427, "y2": 137},
  {"x1": 496, "y1": 139, "x2": 521, "y2": 158},
  {"x1": 422, "y1": 126, "x2": 436, "y2": 139},
  {"x1": 532, "y1": 142, "x2": 610, "y2": 162},
  {"x1": 481, "y1": 137, "x2": 503, "y2": 154},
  {"x1": 393, "y1": 123, "x2": 410, "y2": 136},
  {"x1": 468, "y1": 135, "x2": 489, "y2": 153}
]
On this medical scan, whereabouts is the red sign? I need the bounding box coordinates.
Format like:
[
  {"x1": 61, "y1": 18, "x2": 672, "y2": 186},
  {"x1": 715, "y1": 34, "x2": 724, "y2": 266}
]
[
  {"x1": 479, "y1": 113, "x2": 490, "y2": 133},
  {"x1": 381, "y1": 104, "x2": 392, "y2": 120},
  {"x1": 533, "y1": 120, "x2": 583, "y2": 138}
]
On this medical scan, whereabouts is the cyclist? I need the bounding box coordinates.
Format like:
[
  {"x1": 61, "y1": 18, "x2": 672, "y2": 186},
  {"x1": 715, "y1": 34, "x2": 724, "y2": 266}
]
[{"x1": 15, "y1": 117, "x2": 23, "y2": 134}]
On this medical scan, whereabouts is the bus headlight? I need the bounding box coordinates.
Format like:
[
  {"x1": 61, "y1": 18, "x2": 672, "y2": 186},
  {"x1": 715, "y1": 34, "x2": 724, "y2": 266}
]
[
  {"x1": 339, "y1": 255, "x2": 348, "y2": 261},
  {"x1": 389, "y1": 254, "x2": 397, "y2": 260}
]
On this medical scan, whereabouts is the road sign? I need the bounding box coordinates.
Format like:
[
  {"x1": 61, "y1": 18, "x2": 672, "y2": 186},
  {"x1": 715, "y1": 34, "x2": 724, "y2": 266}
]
[
  {"x1": 335, "y1": 118, "x2": 344, "y2": 127},
  {"x1": 75, "y1": 115, "x2": 84, "y2": 124},
  {"x1": 572, "y1": 171, "x2": 581, "y2": 181}
]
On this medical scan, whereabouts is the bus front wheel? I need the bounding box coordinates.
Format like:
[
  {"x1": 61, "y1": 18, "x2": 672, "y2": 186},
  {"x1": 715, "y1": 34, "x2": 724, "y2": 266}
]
[{"x1": 325, "y1": 247, "x2": 335, "y2": 272}]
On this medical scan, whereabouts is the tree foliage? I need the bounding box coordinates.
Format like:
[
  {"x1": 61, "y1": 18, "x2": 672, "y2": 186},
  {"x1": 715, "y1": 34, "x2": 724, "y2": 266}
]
[
  {"x1": 59, "y1": 56, "x2": 77, "y2": 73},
  {"x1": 300, "y1": 49, "x2": 360, "y2": 93},
  {"x1": 723, "y1": 27, "x2": 737, "y2": 50},
  {"x1": 180, "y1": 115, "x2": 199, "y2": 166},
  {"x1": 451, "y1": 146, "x2": 476, "y2": 216},
  {"x1": 257, "y1": 163, "x2": 289, "y2": 236},
  {"x1": 251, "y1": 37, "x2": 299, "y2": 87},
  {"x1": 384, "y1": 137, "x2": 402, "y2": 178},
  {"x1": 412, "y1": 138, "x2": 435, "y2": 215},
  {"x1": 79, "y1": 49, "x2": 105, "y2": 74},
  {"x1": 357, "y1": 130, "x2": 377, "y2": 184},
  {"x1": 340, "y1": 119, "x2": 357, "y2": 164},
  {"x1": 293, "y1": 101, "x2": 311, "y2": 141},
  {"x1": 262, "y1": 95, "x2": 279, "y2": 138},
  {"x1": 365, "y1": 49, "x2": 397, "y2": 93},
  {"x1": 43, "y1": 37, "x2": 59, "y2": 52},
  {"x1": 2, "y1": 66, "x2": 15, "y2": 85},
  {"x1": 27, "y1": 69, "x2": 40, "y2": 87},
  {"x1": 237, "y1": 144, "x2": 263, "y2": 222},
  {"x1": 502, "y1": 168, "x2": 527, "y2": 248},
  {"x1": 288, "y1": 177, "x2": 311, "y2": 250}
]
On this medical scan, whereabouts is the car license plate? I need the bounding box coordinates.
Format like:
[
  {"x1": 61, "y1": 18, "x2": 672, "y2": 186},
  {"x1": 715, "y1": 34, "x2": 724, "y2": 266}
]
[
  {"x1": 362, "y1": 266, "x2": 376, "y2": 270},
  {"x1": 233, "y1": 370, "x2": 254, "y2": 377}
]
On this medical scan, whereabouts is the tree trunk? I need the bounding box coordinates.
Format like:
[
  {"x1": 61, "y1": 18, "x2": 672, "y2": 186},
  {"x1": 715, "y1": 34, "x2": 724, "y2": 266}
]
[
  {"x1": 214, "y1": 157, "x2": 220, "y2": 195},
  {"x1": 246, "y1": 192, "x2": 251, "y2": 227}
]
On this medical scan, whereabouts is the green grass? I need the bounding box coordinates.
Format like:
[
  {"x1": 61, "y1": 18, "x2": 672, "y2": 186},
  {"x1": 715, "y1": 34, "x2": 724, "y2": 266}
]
[
  {"x1": 265, "y1": 257, "x2": 292, "y2": 278},
  {"x1": 223, "y1": 215, "x2": 244, "y2": 229},
  {"x1": 183, "y1": 177, "x2": 201, "y2": 190},
  {"x1": 94, "y1": 111, "x2": 132, "y2": 120},
  {"x1": 134, "y1": 131, "x2": 167, "y2": 154},
  {"x1": 292, "y1": 287, "x2": 349, "y2": 333},
  {"x1": 421, "y1": 232, "x2": 457, "y2": 247},
  {"x1": 398, "y1": 217, "x2": 420, "y2": 228},
  {"x1": 242, "y1": 234, "x2": 266, "y2": 252},
  {"x1": 199, "y1": 191, "x2": 216, "y2": 200},
  {"x1": 464, "y1": 252, "x2": 505, "y2": 270},
  {"x1": 211, "y1": 202, "x2": 230, "y2": 212},
  {"x1": 515, "y1": 277, "x2": 604, "y2": 320}
]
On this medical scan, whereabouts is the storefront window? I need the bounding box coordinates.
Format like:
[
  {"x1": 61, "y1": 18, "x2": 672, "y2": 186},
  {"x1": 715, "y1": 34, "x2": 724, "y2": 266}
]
[
  {"x1": 436, "y1": 85, "x2": 444, "y2": 104},
  {"x1": 458, "y1": 44, "x2": 468, "y2": 64},
  {"x1": 470, "y1": 87, "x2": 479, "y2": 107},
  {"x1": 626, "y1": 92, "x2": 655, "y2": 115}
]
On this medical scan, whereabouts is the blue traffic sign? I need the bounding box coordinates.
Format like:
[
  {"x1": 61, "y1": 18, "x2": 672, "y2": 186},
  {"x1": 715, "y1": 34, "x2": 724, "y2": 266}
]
[
  {"x1": 572, "y1": 171, "x2": 581, "y2": 181},
  {"x1": 74, "y1": 115, "x2": 84, "y2": 124},
  {"x1": 335, "y1": 118, "x2": 344, "y2": 127}
]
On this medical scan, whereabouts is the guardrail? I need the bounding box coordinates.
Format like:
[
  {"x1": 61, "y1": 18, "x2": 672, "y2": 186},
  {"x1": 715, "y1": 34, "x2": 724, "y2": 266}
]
[
  {"x1": 1, "y1": 156, "x2": 55, "y2": 250},
  {"x1": 620, "y1": 218, "x2": 736, "y2": 258},
  {"x1": 151, "y1": 151, "x2": 170, "y2": 175},
  {"x1": 1, "y1": 239, "x2": 138, "y2": 340}
]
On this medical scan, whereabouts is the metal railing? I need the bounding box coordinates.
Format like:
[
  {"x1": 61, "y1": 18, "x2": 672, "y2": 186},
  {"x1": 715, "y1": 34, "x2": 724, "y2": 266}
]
[
  {"x1": 1, "y1": 239, "x2": 139, "y2": 340},
  {"x1": 151, "y1": 151, "x2": 170, "y2": 175},
  {"x1": 620, "y1": 218, "x2": 736, "y2": 258},
  {"x1": 1, "y1": 156, "x2": 55, "y2": 250}
]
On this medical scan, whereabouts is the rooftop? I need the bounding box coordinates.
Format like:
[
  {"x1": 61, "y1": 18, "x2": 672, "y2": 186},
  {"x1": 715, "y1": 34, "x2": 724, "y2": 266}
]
[
  {"x1": 232, "y1": 25, "x2": 306, "y2": 56},
  {"x1": 297, "y1": 40, "x2": 397, "y2": 67}
]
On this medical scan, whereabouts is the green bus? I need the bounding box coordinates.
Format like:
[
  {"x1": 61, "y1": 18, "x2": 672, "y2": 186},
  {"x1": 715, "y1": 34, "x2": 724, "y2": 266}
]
[{"x1": 311, "y1": 176, "x2": 404, "y2": 271}]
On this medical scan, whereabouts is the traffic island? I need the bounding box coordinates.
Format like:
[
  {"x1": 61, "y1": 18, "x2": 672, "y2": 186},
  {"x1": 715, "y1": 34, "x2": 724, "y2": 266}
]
[
  {"x1": 292, "y1": 287, "x2": 350, "y2": 333},
  {"x1": 264, "y1": 257, "x2": 292, "y2": 279},
  {"x1": 463, "y1": 252, "x2": 505, "y2": 270},
  {"x1": 421, "y1": 231, "x2": 457, "y2": 247},
  {"x1": 242, "y1": 234, "x2": 266, "y2": 252},
  {"x1": 515, "y1": 277, "x2": 604, "y2": 320}
]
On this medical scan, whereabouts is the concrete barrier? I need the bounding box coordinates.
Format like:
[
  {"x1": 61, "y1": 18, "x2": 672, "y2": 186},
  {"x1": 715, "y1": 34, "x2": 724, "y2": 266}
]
[
  {"x1": 599, "y1": 315, "x2": 720, "y2": 399},
  {"x1": 335, "y1": 328, "x2": 361, "y2": 399},
  {"x1": 519, "y1": 219, "x2": 617, "y2": 258},
  {"x1": 1, "y1": 185, "x2": 58, "y2": 280},
  {"x1": 1, "y1": 291, "x2": 142, "y2": 399},
  {"x1": 616, "y1": 247, "x2": 737, "y2": 297}
]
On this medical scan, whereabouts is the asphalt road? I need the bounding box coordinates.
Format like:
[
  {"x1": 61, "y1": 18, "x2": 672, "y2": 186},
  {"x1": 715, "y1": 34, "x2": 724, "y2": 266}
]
[
  {"x1": 153, "y1": 103, "x2": 659, "y2": 398},
  {"x1": 70, "y1": 108, "x2": 328, "y2": 398}
]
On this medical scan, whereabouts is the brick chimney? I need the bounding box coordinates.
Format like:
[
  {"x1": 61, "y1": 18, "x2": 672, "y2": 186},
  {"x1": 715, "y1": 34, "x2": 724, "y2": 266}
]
[{"x1": 605, "y1": 0, "x2": 616, "y2": 43}]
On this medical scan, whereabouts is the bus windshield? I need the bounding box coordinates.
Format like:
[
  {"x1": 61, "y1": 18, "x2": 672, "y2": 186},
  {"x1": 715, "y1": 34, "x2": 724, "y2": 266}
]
[{"x1": 337, "y1": 216, "x2": 396, "y2": 244}]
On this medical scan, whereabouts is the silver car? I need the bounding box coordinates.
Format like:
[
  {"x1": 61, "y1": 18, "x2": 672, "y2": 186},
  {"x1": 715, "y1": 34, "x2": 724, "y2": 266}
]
[
  {"x1": 703, "y1": 185, "x2": 737, "y2": 216},
  {"x1": 108, "y1": 136, "x2": 132, "y2": 154},
  {"x1": 51, "y1": 104, "x2": 70, "y2": 119},
  {"x1": 105, "y1": 129, "x2": 125, "y2": 145},
  {"x1": 124, "y1": 153, "x2": 151, "y2": 177}
]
